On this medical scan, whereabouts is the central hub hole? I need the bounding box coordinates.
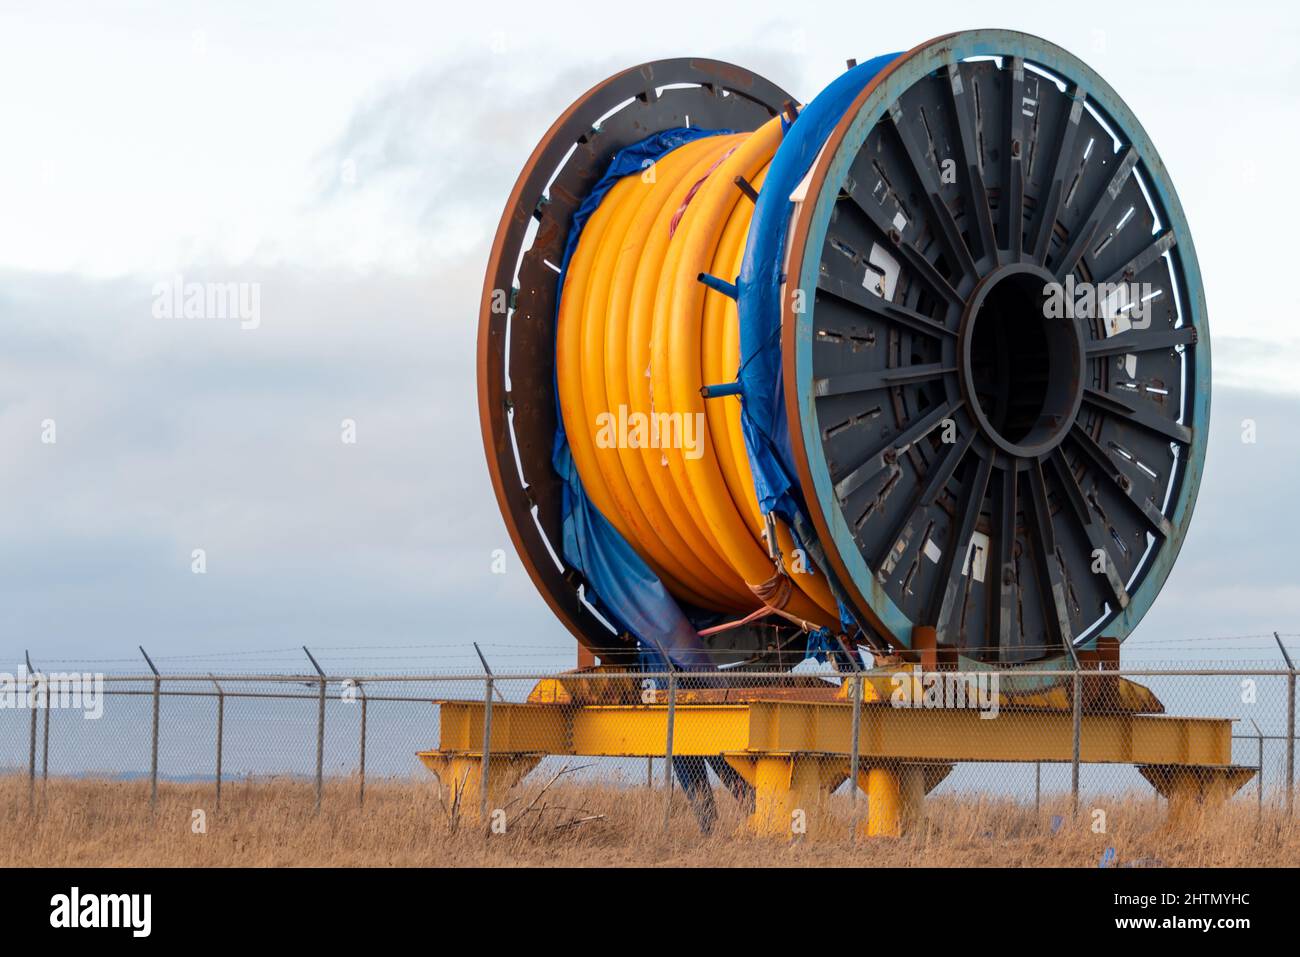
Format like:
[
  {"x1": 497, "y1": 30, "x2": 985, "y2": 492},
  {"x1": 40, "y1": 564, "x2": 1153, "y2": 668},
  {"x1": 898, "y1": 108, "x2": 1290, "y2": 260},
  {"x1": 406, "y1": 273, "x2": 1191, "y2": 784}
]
[{"x1": 967, "y1": 271, "x2": 1080, "y2": 451}]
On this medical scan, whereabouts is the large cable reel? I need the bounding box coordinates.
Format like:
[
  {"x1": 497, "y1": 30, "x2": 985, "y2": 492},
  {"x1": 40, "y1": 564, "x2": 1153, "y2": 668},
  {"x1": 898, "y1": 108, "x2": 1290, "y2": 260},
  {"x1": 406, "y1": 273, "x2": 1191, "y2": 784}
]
[{"x1": 478, "y1": 32, "x2": 1208, "y2": 670}]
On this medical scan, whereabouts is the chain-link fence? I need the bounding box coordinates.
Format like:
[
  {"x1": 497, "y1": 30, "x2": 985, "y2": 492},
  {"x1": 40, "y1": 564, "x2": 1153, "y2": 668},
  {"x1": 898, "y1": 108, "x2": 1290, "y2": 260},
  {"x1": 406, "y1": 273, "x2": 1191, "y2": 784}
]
[{"x1": 2, "y1": 660, "x2": 1296, "y2": 847}]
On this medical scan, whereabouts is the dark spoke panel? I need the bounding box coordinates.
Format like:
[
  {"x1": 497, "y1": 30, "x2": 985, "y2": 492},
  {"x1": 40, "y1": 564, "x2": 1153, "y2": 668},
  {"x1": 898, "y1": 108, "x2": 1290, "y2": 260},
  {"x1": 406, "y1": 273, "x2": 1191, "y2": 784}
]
[
  {"x1": 929, "y1": 454, "x2": 994, "y2": 645},
  {"x1": 1002, "y1": 56, "x2": 1027, "y2": 259},
  {"x1": 1040, "y1": 102, "x2": 1136, "y2": 278},
  {"x1": 810, "y1": 290, "x2": 951, "y2": 476},
  {"x1": 943, "y1": 61, "x2": 1001, "y2": 264},
  {"x1": 841, "y1": 146, "x2": 966, "y2": 307},
  {"x1": 1023, "y1": 459, "x2": 1077, "y2": 655},
  {"x1": 1084, "y1": 223, "x2": 1189, "y2": 485},
  {"x1": 828, "y1": 183, "x2": 963, "y2": 324},
  {"x1": 991, "y1": 462, "x2": 1020, "y2": 658},
  {"x1": 1084, "y1": 172, "x2": 1161, "y2": 287},
  {"x1": 1026, "y1": 80, "x2": 1085, "y2": 265},
  {"x1": 1074, "y1": 226, "x2": 1188, "y2": 580},
  {"x1": 886, "y1": 71, "x2": 986, "y2": 287},
  {"x1": 869, "y1": 412, "x2": 979, "y2": 623},
  {"x1": 1068, "y1": 411, "x2": 1168, "y2": 583},
  {"x1": 1052, "y1": 146, "x2": 1138, "y2": 282}
]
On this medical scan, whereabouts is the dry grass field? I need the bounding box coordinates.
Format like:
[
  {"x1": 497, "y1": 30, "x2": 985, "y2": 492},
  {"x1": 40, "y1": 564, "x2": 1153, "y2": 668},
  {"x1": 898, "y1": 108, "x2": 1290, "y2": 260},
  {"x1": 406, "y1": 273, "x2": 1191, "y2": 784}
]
[{"x1": 4, "y1": 773, "x2": 1298, "y2": 867}]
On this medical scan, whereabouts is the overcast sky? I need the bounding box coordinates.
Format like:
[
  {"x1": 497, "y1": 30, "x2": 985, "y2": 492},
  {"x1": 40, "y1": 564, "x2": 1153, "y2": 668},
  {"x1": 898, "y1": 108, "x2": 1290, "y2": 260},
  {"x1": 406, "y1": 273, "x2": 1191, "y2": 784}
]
[{"x1": 1, "y1": 0, "x2": 1297, "y2": 673}]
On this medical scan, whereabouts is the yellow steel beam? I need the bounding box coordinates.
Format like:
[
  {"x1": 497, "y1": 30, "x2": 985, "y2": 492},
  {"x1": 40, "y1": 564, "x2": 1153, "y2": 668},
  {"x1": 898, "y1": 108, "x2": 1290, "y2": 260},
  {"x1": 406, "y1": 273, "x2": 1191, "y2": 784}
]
[{"x1": 430, "y1": 699, "x2": 1235, "y2": 766}]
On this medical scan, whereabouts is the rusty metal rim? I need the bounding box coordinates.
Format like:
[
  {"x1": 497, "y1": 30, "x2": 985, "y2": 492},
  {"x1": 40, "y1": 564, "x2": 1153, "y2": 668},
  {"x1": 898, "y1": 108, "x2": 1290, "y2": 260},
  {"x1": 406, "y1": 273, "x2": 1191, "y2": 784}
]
[{"x1": 478, "y1": 59, "x2": 790, "y2": 661}]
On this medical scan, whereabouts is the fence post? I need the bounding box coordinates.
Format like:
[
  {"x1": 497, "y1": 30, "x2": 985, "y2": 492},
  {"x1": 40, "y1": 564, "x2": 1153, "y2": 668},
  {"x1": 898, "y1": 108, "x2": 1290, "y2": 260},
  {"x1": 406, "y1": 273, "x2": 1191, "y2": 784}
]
[
  {"x1": 848, "y1": 674, "x2": 863, "y2": 833},
  {"x1": 140, "y1": 646, "x2": 160, "y2": 810},
  {"x1": 209, "y1": 675, "x2": 224, "y2": 810},
  {"x1": 1250, "y1": 719, "x2": 1263, "y2": 822},
  {"x1": 480, "y1": 676, "x2": 494, "y2": 822},
  {"x1": 1274, "y1": 634, "x2": 1294, "y2": 816},
  {"x1": 30, "y1": 652, "x2": 49, "y2": 786},
  {"x1": 1035, "y1": 762, "x2": 1041, "y2": 816},
  {"x1": 662, "y1": 671, "x2": 676, "y2": 833},
  {"x1": 25, "y1": 653, "x2": 37, "y2": 811},
  {"x1": 42, "y1": 687, "x2": 50, "y2": 783},
  {"x1": 1287, "y1": 672, "x2": 1296, "y2": 816},
  {"x1": 303, "y1": 647, "x2": 326, "y2": 814},
  {"x1": 357, "y1": 681, "x2": 367, "y2": 808},
  {"x1": 1071, "y1": 668, "x2": 1082, "y2": 819},
  {"x1": 473, "y1": 642, "x2": 506, "y2": 702},
  {"x1": 316, "y1": 678, "x2": 326, "y2": 811}
]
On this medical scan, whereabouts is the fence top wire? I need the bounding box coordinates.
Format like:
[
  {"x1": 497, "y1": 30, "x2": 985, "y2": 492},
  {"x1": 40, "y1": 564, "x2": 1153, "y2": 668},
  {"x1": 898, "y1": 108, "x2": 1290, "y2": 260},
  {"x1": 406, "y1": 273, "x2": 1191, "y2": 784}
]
[
  {"x1": 4, "y1": 666, "x2": 1298, "y2": 685},
  {"x1": 10, "y1": 634, "x2": 1298, "y2": 680},
  {"x1": 15, "y1": 634, "x2": 1294, "y2": 670}
]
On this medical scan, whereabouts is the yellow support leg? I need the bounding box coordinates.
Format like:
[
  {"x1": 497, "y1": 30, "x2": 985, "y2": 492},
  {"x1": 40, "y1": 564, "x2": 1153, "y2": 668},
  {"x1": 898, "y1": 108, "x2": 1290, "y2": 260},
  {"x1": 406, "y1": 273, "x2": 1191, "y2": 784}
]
[
  {"x1": 724, "y1": 754, "x2": 847, "y2": 838},
  {"x1": 864, "y1": 766, "x2": 903, "y2": 837},
  {"x1": 856, "y1": 763, "x2": 952, "y2": 838},
  {"x1": 1138, "y1": 764, "x2": 1257, "y2": 825},
  {"x1": 416, "y1": 752, "x2": 542, "y2": 823}
]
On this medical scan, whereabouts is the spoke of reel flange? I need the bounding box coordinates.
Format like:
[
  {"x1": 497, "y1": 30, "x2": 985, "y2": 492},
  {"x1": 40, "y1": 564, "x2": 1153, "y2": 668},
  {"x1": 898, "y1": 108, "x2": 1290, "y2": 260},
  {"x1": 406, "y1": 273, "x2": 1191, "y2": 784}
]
[
  {"x1": 1082, "y1": 386, "x2": 1191, "y2": 445},
  {"x1": 929, "y1": 452, "x2": 994, "y2": 633},
  {"x1": 1067, "y1": 423, "x2": 1172, "y2": 539},
  {"x1": 994, "y1": 461, "x2": 1019, "y2": 653},
  {"x1": 814, "y1": 362, "x2": 954, "y2": 398},
  {"x1": 1024, "y1": 458, "x2": 1075, "y2": 654},
  {"x1": 1086, "y1": 325, "x2": 1194, "y2": 358},
  {"x1": 1053, "y1": 146, "x2": 1139, "y2": 282},
  {"x1": 884, "y1": 102, "x2": 980, "y2": 283},
  {"x1": 842, "y1": 162, "x2": 966, "y2": 306},
  {"x1": 1047, "y1": 448, "x2": 1130, "y2": 609},
  {"x1": 874, "y1": 424, "x2": 977, "y2": 576},
  {"x1": 814, "y1": 271, "x2": 956, "y2": 339},
  {"x1": 1002, "y1": 56, "x2": 1026, "y2": 260},
  {"x1": 944, "y1": 64, "x2": 998, "y2": 263},
  {"x1": 1029, "y1": 84, "x2": 1085, "y2": 265},
  {"x1": 1098, "y1": 228, "x2": 1176, "y2": 286},
  {"x1": 833, "y1": 398, "x2": 963, "y2": 501}
]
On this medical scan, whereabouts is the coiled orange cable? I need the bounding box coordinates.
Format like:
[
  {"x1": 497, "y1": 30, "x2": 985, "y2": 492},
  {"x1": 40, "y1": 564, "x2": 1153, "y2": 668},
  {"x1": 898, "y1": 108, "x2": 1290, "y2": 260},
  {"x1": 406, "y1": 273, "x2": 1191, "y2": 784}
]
[{"x1": 556, "y1": 118, "x2": 839, "y2": 628}]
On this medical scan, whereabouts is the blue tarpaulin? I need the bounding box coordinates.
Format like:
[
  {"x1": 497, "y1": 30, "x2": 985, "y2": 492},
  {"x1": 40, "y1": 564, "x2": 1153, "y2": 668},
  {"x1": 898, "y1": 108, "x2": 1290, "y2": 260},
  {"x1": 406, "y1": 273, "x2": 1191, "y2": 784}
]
[{"x1": 734, "y1": 54, "x2": 901, "y2": 522}]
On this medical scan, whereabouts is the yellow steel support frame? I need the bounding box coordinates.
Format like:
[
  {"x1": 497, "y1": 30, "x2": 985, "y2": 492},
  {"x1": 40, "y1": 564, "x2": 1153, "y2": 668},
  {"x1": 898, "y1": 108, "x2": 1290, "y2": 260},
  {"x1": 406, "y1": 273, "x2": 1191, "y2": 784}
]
[
  {"x1": 419, "y1": 700, "x2": 1252, "y2": 837},
  {"x1": 721, "y1": 754, "x2": 847, "y2": 837},
  {"x1": 856, "y1": 763, "x2": 953, "y2": 838}
]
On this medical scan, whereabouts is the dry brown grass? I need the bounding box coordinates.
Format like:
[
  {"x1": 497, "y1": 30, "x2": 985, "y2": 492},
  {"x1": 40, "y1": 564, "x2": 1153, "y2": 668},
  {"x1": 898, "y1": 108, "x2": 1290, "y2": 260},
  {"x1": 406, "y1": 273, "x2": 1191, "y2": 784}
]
[{"x1": 4, "y1": 773, "x2": 1297, "y2": 867}]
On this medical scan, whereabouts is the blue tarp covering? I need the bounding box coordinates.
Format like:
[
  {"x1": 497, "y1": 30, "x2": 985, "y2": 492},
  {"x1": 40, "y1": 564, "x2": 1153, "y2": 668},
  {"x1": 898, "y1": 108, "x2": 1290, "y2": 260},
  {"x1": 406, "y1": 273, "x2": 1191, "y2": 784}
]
[{"x1": 735, "y1": 54, "x2": 902, "y2": 523}]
